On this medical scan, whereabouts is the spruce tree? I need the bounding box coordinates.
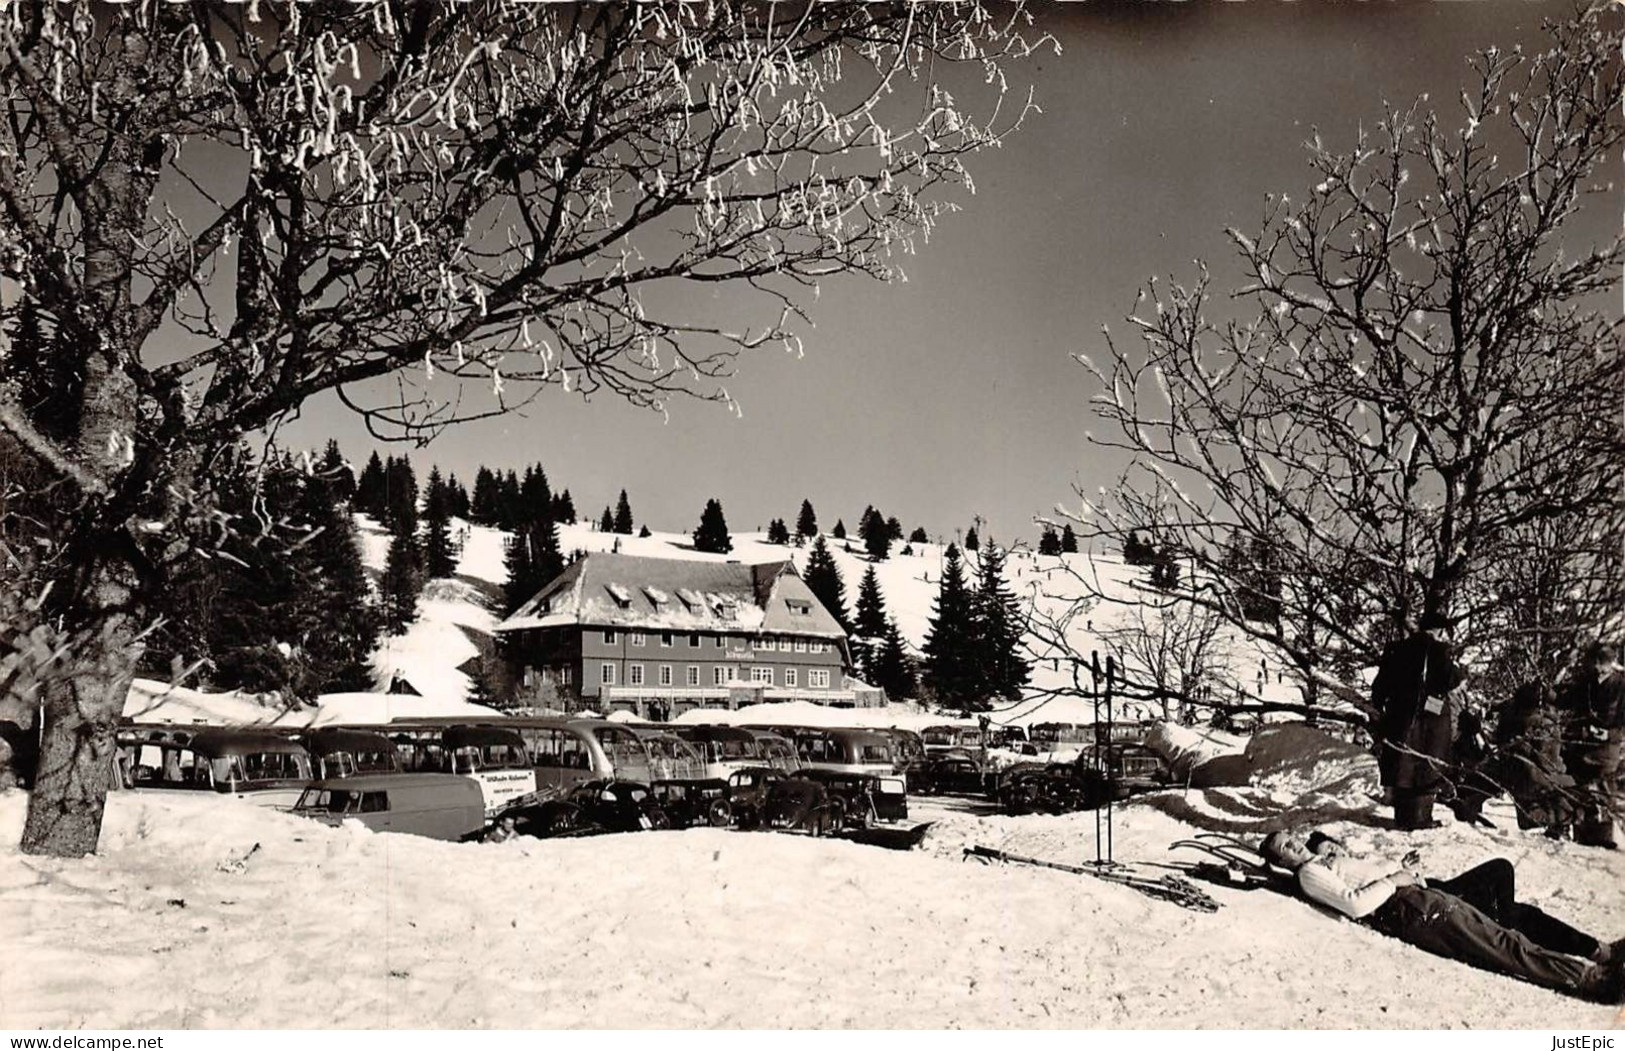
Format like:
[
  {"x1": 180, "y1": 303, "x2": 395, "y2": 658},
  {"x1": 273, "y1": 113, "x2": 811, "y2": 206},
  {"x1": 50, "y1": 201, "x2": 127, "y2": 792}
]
[
  {"x1": 638, "y1": 524, "x2": 651, "y2": 539},
  {"x1": 422, "y1": 466, "x2": 457, "y2": 578},
  {"x1": 964, "y1": 526, "x2": 980, "y2": 552},
  {"x1": 470, "y1": 466, "x2": 502, "y2": 524},
  {"x1": 767, "y1": 518, "x2": 790, "y2": 544},
  {"x1": 972, "y1": 540, "x2": 1030, "y2": 704},
  {"x1": 520, "y1": 463, "x2": 552, "y2": 521},
  {"x1": 796, "y1": 499, "x2": 818, "y2": 539},
  {"x1": 872, "y1": 618, "x2": 916, "y2": 702},
  {"x1": 864, "y1": 519, "x2": 891, "y2": 561},
  {"x1": 533, "y1": 515, "x2": 566, "y2": 587},
  {"x1": 909, "y1": 526, "x2": 929, "y2": 544},
  {"x1": 802, "y1": 536, "x2": 850, "y2": 632},
  {"x1": 832, "y1": 518, "x2": 847, "y2": 540},
  {"x1": 498, "y1": 470, "x2": 522, "y2": 530},
  {"x1": 599, "y1": 506, "x2": 615, "y2": 532},
  {"x1": 382, "y1": 528, "x2": 423, "y2": 633},
  {"x1": 1038, "y1": 527, "x2": 1061, "y2": 556},
  {"x1": 854, "y1": 565, "x2": 888, "y2": 642},
  {"x1": 692, "y1": 498, "x2": 733, "y2": 554},
  {"x1": 317, "y1": 440, "x2": 355, "y2": 503},
  {"x1": 503, "y1": 523, "x2": 538, "y2": 616},
  {"x1": 296, "y1": 475, "x2": 380, "y2": 694},
  {"x1": 552, "y1": 489, "x2": 577, "y2": 524},
  {"x1": 613, "y1": 489, "x2": 635, "y2": 535},
  {"x1": 355, "y1": 451, "x2": 387, "y2": 519},
  {"x1": 922, "y1": 543, "x2": 980, "y2": 711},
  {"x1": 1061, "y1": 524, "x2": 1079, "y2": 554},
  {"x1": 1123, "y1": 530, "x2": 1150, "y2": 565},
  {"x1": 382, "y1": 455, "x2": 419, "y2": 536},
  {"x1": 885, "y1": 515, "x2": 903, "y2": 541}
]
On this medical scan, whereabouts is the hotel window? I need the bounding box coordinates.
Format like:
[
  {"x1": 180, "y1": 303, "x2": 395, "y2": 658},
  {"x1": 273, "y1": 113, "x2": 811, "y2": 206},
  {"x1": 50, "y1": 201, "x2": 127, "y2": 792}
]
[
  {"x1": 630, "y1": 632, "x2": 646, "y2": 647},
  {"x1": 661, "y1": 631, "x2": 674, "y2": 648},
  {"x1": 560, "y1": 666, "x2": 573, "y2": 686},
  {"x1": 713, "y1": 666, "x2": 733, "y2": 686},
  {"x1": 793, "y1": 639, "x2": 807, "y2": 653},
  {"x1": 628, "y1": 664, "x2": 645, "y2": 686},
  {"x1": 659, "y1": 665, "x2": 673, "y2": 687},
  {"x1": 686, "y1": 666, "x2": 700, "y2": 687},
  {"x1": 809, "y1": 669, "x2": 830, "y2": 688},
  {"x1": 784, "y1": 668, "x2": 798, "y2": 688},
  {"x1": 601, "y1": 663, "x2": 617, "y2": 686},
  {"x1": 716, "y1": 635, "x2": 726, "y2": 648},
  {"x1": 603, "y1": 630, "x2": 617, "y2": 644},
  {"x1": 751, "y1": 666, "x2": 774, "y2": 685},
  {"x1": 780, "y1": 639, "x2": 793, "y2": 652},
  {"x1": 690, "y1": 634, "x2": 703, "y2": 648}
]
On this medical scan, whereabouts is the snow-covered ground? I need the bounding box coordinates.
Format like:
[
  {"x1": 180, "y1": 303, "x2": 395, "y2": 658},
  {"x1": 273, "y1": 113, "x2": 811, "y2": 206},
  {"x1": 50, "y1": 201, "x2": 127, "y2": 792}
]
[{"x1": 3, "y1": 738, "x2": 1621, "y2": 1029}]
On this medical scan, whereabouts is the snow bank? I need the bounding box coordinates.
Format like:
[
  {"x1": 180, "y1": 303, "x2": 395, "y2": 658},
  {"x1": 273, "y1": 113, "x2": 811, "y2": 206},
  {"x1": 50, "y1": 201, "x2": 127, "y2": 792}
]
[
  {"x1": 268, "y1": 692, "x2": 505, "y2": 728},
  {"x1": 3, "y1": 785, "x2": 1619, "y2": 1028},
  {"x1": 673, "y1": 700, "x2": 969, "y2": 731},
  {"x1": 1144, "y1": 722, "x2": 1250, "y2": 782},
  {"x1": 123, "y1": 679, "x2": 289, "y2": 726}
]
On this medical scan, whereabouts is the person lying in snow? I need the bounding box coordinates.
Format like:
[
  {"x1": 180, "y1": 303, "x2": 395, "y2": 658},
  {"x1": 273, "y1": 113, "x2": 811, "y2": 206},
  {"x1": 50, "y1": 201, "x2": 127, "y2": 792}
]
[{"x1": 1260, "y1": 828, "x2": 1625, "y2": 1004}]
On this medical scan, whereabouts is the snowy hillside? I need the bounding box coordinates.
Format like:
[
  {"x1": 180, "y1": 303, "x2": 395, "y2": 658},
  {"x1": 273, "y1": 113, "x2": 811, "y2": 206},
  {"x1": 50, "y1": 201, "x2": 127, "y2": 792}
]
[{"x1": 360, "y1": 516, "x2": 1298, "y2": 718}]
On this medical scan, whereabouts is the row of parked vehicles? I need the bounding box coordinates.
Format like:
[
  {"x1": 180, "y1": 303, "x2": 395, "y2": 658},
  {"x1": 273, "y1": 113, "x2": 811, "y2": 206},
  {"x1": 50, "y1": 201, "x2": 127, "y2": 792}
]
[{"x1": 114, "y1": 716, "x2": 1176, "y2": 843}]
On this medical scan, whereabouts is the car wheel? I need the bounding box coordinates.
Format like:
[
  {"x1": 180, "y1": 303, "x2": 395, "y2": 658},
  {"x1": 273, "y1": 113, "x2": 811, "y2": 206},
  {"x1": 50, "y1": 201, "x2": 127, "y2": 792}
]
[
  {"x1": 646, "y1": 807, "x2": 672, "y2": 831},
  {"x1": 704, "y1": 799, "x2": 732, "y2": 827}
]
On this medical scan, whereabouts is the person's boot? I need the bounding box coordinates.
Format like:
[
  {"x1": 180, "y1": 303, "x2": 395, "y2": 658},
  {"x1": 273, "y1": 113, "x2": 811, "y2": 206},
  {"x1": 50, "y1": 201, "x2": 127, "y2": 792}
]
[
  {"x1": 1574, "y1": 812, "x2": 1619, "y2": 850},
  {"x1": 1577, "y1": 957, "x2": 1625, "y2": 1005},
  {"x1": 1395, "y1": 792, "x2": 1440, "y2": 831}
]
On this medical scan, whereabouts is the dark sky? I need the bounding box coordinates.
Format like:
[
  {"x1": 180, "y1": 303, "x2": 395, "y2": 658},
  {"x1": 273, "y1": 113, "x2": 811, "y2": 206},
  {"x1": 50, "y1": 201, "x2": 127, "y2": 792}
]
[{"x1": 282, "y1": 0, "x2": 1616, "y2": 545}]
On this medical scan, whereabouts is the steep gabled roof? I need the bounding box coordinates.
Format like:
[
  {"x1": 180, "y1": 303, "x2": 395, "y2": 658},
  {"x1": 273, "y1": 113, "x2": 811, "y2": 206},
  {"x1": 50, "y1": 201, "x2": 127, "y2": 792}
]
[{"x1": 495, "y1": 552, "x2": 846, "y2": 638}]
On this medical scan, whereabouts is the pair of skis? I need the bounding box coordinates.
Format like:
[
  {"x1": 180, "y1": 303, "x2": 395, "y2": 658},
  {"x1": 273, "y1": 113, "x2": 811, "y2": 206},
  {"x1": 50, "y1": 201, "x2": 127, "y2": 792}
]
[{"x1": 963, "y1": 844, "x2": 1221, "y2": 913}]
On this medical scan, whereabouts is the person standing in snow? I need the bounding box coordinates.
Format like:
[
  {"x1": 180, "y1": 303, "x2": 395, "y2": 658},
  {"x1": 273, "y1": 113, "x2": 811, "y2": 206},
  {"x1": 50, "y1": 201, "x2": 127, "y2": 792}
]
[
  {"x1": 1260, "y1": 828, "x2": 1625, "y2": 1003},
  {"x1": 1490, "y1": 681, "x2": 1579, "y2": 834},
  {"x1": 1556, "y1": 641, "x2": 1625, "y2": 850},
  {"x1": 1370, "y1": 621, "x2": 1465, "y2": 830}
]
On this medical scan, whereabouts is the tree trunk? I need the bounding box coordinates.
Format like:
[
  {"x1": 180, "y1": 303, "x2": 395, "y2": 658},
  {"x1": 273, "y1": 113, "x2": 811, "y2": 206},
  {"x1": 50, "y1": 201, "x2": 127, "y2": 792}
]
[{"x1": 19, "y1": 614, "x2": 136, "y2": 856}]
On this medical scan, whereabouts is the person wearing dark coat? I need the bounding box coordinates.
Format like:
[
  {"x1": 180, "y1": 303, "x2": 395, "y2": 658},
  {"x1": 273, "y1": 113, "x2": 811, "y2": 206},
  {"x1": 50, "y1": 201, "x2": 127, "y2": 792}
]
[
  {"x1": 1557, "y1": 642, "x2": 1625, "y2": 850},
  {"x1": 1491, "y1": 681, "x2": 1580, "y2": 833},
  {"x1": 1371, "y1": 627, "x2": 1465, "y2": 830}
]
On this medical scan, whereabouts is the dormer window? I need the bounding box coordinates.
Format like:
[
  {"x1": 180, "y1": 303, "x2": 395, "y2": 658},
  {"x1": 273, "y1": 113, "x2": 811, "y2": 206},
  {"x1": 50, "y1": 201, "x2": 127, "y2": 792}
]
[
  {"x1": 676, "y1": 588, "x2": 703, "y2": 613},
  {"x1": 605, "y1": 583, "x2": 633, "y2": 609},
  {"x1": 643, "y1": 586, "x2": 669, "y2": 609},
  {"x1": 787, "y1": 600, "x2": 811, "y2": 617}
]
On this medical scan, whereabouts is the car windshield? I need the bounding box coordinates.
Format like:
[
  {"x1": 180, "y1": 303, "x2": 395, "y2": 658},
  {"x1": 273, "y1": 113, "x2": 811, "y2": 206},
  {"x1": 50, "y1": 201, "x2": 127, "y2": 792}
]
[{"x1": 858, "y1": 745, "x2": 892, "y2": 763}]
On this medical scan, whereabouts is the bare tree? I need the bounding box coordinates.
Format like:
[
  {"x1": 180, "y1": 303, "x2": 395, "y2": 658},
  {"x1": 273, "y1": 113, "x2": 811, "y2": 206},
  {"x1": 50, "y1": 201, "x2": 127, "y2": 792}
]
[
  {"x1": 0, "y1": 2, "x2": 1045, "y2": 855},
  {"x1": 1071, "y1": 11, "x2": 1624, "y2": 711},
  {"x1": 1099, "y1": 586, "x2": 1229, "y2": 723}
]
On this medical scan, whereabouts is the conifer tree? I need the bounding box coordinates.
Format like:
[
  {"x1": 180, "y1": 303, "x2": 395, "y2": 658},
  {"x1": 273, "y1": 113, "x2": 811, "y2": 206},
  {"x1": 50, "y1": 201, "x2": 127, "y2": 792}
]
[
  {"x1": 520, "y1": 463, "x2": 552, "y2": 522},
  {"x1": 498, "y1": 470, "x2": 522, "y2": 530},
  {"x1": 832, "y1": 519, "x2": 847, "y2": 540},
  {"x1": 803, "y1": 536, "x2": 850, "y2": 632},
  {"x1": 532, "y1": 515, "x2": 566, "y2": 589},
  {"x1": 447, "y1": 474, "x2": 471, "y2": 520},
  {"x1": 693, "y1": 498, "x2": 733, "y2": 554},
  {"x1": 296, "y1": 474, "x2": 380, "y2": 694},
  {"x1": 355, "y1": 451, "x2": 388, "y2": 519},
  {"x1": 854, "y1": 565, "x2": 888, "y2": 642},
  {"x1": 1123, "y1": 530, "x2": 1151, "y2": 566},
  {"x1": 317, "y1": 440, "x2": 355, "y2": 503},
  {"x1": 796, "y1": 499, "x2": 818, "y2": 540},
  {"x1": 382, "y1": 456, "x2": 419, "y2": 537},
  {"x1": 909, "y1": 526, "x2": 929, "y2": 544},
  {"x1": 470, "y1": 467, "x2": 502, "y2": 525},
  {"x1": 767, "y1": 518, "x2": 790, "y2": 544},
  {"x1": 1038, "y1": 527, "x2": 1061, "y2": 556},
  {"x1": 613, "y1": 489, "x2": 635, "y2": 535},
  {"x1": 922, "y1": 543, "x2": 980, "y2": 711},
  {"x1": 638, "y1": 524, "x2": 651, "y2": 538},
  {"x1": 972, "y1": 540, "x2": 1030, "y2": 703},
  {"x1": 964, "y1": 526, "x2": 980, "y2": 553},
  {"x1": 502, "y1": 523, "x2": 537, "y2": 616},
  {"x1": 552, "y1": 490, "x2": 577, "y2": 524},
  {"x1": 382, "y1": 528, "x2": 422, "y2": 634},
  {"x1": 1061, "y1": 524, "x2": 1079, "y2": 554},
  {"x1": 422, "y1": 466, "x2": 457, "y2": 578},
  {"x1": 885, "y1": 516, "x2": 904, "y2": 541},
  {"x1": 599, "y1": 506, "x2": 615, "y2": 532},
  {"x1": 864, "y1": 520, "x2": 892, "y2": 561},
  {"x1": 872, "y1": 618, "x2": 916, "y2": 702}
]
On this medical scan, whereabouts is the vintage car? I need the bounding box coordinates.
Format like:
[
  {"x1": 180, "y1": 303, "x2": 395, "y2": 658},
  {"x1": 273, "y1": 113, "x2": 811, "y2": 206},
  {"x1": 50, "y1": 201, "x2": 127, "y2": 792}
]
[
  {"x1": 508, "y1": 779, "x2": 670, "y2": 838},
  {"x1": 791, "y1": 767, "x2": 907, "y2": 826},
  {"x1": 292, "y1": 774, "x2": 486, "y2": 841},
  {"x1": 648, "y1": 777, "x2": 732, "y2": 829},
  {"x1": 725, "y1": 766, "x2": 845, "y2": 836},
  {"x1": 997, "y1": 743, "x2": 1174, "y2": 814},
  {"x1": 912, "y1": 753, "x2": 989, "y2": 797},
  {"x1": 1077, "y1": 741, "x2": 1174, "y2": 798}
]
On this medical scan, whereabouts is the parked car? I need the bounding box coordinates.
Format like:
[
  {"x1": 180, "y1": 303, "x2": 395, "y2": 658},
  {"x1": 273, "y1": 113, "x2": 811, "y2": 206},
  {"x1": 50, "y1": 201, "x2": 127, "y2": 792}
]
[
  {"x1": 724, "y1": 766, "x2": 786, "y2": 830},
  {"x1": 1077, "y1": 741, "x2": 1174, "y2": 798},
  {"x1": 649, "y1": 778, "x2": 732, "y2": 829},
  {"x1": 997, "y1": 742, "x2": 1174, "y2": 814},
  {"x1": 724, "y1": 766, "x2": 844, "y2": 836},
  {"x1": 508, "y1": 779, "x2": 670, "y2": 838},
  {"x1": 792, "y1": 767, "x2": 907, "y2": 826},
  {"x1": 912, "y1": 753, "x2": 988, "y2": 797},
  {"x1": 292, "y1": 774, "x2": 487, "y2": 841}
]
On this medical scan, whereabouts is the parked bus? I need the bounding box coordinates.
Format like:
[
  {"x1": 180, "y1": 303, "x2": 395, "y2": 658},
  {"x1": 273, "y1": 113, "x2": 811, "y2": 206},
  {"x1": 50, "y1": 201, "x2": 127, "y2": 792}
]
[
  {"x1": 740, "y1": 728, "x2": 801, "y2": 773},
  {"x1": 670, "y1": 725, "x2": 766, "y2": 779},
  {"x1": 301, "y1": 728, "x2": 399, "y2": 780},
  {"x1": 501, "y1": 718, "x2": 656, "y2": 793},
  {"x1": 784, "y1": 727, "x2": 897, "y2": 777},
  {"x1": 118, "y1": 725, "x2": 313, "y2": 807},
  {"x1": 627, "y1": 727, "x2": 708, "y2": 781},
  {"x1": 388, "y1": 724, "x2": 537, "y2": 815}
]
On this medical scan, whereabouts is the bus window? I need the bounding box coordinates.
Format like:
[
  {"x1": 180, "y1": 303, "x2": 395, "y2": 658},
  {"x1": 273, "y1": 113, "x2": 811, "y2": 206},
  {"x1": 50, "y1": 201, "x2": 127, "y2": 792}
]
[
  {"x1": 451, "y1": 748, "x2": 481, "y2": 774},
  {"x1": 359, "y1": 792, "x2": 388, "y2": 813}
]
